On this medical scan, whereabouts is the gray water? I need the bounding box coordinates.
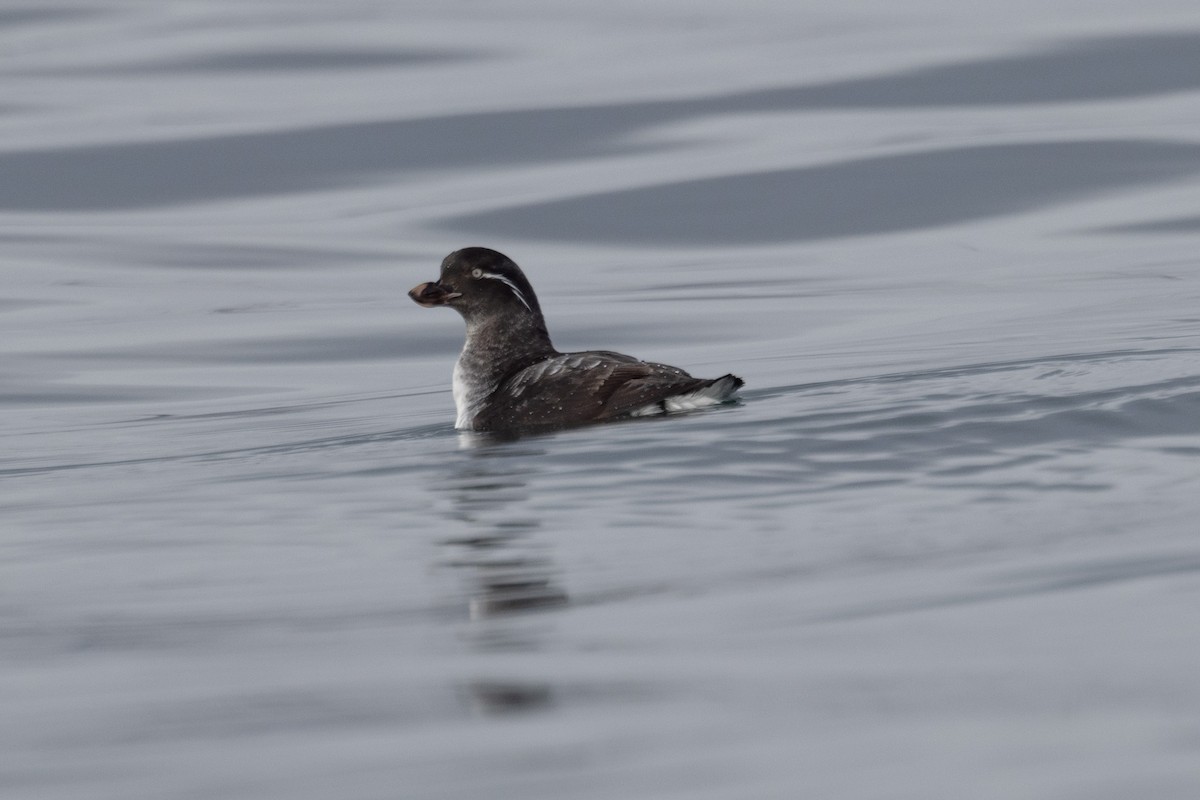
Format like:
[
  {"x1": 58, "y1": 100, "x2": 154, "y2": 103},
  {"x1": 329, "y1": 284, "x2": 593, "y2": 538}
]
[{"x1": 4, "y1": 2, "x2": 1200, "y2": 798}]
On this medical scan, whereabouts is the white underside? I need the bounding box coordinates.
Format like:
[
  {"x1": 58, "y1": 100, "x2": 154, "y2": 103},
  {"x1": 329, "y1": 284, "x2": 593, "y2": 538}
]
[{"x1": 452, "y1": 357, "x2": 488, "y2": 430}]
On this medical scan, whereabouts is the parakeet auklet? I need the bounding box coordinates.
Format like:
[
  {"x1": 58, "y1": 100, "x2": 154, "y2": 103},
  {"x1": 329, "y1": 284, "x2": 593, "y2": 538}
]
[{"x1": 409, "y1": 247, "x2": 744, "y2": 432}]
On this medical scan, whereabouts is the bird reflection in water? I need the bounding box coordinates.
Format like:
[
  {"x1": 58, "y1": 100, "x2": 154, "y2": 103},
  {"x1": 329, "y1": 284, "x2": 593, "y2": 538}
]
[{"x1": 434, "y1": 438, "x2": 567, "y2": 715}]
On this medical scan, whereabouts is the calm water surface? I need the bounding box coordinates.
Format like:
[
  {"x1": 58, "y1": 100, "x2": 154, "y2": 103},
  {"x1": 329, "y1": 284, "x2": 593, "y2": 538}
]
[{"x1": 4, "y1": 2, "x2": 1200, "y2": 798}]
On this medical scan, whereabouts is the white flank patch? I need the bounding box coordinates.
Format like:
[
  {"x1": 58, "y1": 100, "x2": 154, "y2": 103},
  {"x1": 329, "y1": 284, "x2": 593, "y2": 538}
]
[
  {"x1": 663, "y1": 393, "x2": 724, "y2": 413},
  {"x1": 481, "y1": 272, "x2": 532, "y2": 312},
  {"x1": 630, "y1": 377, "x2": 740, "y2": 417}
]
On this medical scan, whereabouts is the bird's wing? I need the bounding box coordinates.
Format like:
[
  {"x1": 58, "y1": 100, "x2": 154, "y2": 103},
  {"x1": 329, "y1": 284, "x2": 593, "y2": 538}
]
[{"x1": 481, "y1": 351, "x2": 706, "y2": 429}]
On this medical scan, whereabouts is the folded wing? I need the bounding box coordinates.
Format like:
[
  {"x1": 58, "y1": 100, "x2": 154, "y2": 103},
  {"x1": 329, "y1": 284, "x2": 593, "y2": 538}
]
[{"x1": 473, "y1": 351, "x2": 741, "y2": 431}]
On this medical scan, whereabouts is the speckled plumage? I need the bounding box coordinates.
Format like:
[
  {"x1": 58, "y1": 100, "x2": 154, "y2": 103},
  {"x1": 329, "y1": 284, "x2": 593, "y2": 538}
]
[{"x1": 409, "y1": 248, "x2": 743, "y2": 432}]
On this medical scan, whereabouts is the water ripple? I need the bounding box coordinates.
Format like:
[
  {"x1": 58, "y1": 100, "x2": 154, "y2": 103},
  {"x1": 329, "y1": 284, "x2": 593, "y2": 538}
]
[
  {"x1": 4, "y1": 32, "x2": 1198, "y2": 212},
  {"x1": 441, "y1": 140, "x2": 1200, "y2": 244}
]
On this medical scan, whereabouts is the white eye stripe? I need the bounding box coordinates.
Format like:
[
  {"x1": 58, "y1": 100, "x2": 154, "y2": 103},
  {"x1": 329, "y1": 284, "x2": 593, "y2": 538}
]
[{"x1": 479, "y1": 271, "x2": 533, "y2": 312}]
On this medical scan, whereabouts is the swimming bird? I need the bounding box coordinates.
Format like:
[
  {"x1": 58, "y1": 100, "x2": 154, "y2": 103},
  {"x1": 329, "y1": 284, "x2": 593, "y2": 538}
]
[{"x1": 409, "y1": 247, "x2": 743, "y2": 432}]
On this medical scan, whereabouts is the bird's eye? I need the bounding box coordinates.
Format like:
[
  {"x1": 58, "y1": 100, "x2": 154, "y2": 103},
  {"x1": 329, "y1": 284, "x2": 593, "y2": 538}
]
[{"x1": 471, "y1": 268, "x2": 483, "y2": 278}]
